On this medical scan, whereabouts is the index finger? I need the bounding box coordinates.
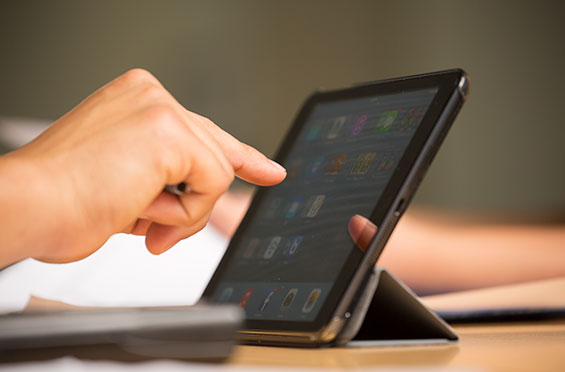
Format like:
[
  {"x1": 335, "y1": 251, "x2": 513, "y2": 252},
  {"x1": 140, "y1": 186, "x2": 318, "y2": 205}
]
[{"x1": 188, "y1": 113, "x2": 287, "y2": 186}]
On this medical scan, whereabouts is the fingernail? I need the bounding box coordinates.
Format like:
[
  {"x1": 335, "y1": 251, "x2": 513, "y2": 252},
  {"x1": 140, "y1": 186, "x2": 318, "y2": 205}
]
[{"x1": 269, "y1": 159, "x2": 286, "y2": 172}]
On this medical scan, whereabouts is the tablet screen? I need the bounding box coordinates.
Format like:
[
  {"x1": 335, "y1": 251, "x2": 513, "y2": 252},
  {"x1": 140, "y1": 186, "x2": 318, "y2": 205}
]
[{"x1": 207, "y1": 87, "x2": 439, "y2": 324}]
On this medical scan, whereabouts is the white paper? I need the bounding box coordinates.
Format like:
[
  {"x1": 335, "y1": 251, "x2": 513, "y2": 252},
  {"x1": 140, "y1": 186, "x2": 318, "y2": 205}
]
[{"x1": 0, "y1": 225, "x2": 229, "y2": 313}]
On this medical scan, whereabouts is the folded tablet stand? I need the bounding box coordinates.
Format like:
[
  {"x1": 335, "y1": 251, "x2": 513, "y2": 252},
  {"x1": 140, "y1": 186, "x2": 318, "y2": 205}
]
[{"x1": 335, "y1": 267, "x2": 458, "y2": 346}]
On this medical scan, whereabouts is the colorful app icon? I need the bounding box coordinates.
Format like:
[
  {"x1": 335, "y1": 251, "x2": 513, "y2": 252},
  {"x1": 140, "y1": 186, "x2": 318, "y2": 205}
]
[
  {"x1": 263, "y1": 236, "x2": 282, "y2": 259},
  {"x1": 218, "y1": 287, "x2": 233, "y2": 303},
  {"x1": 282, "y1": 236, "x2": 304, "y2": 257},
  {"x1": 350, "y1": 114, "x2": 369, "y2": 136},
  {"x1": 374, "y1": 113, "x2": 387, "y2": 132},
  {"x1": 304, "y1": 195, "x2": 325, "y2": 218},
  {"x1": 285, "y1": 196, "x2": 303, "y2": 219},
  {"x1": 243, "y1": 238, "x2": 261, "y2": 259},
  {"x1": 307, "y1": 156, "x2": 326, "y2": 177},
  {"x1": 326, "y1": 154, "x2": 347, "y2": 176},
  {"x1": 327, "y1": 116, "x2": 347, "y2": 139},
  {"x1": 258, "y1": 286, "x2": 279, "y2": 312},
  {"x1": 302, "y1": 288, "x2": 322, "y2": 313},
  {"x1": 351, "y1": 152, "x2": 376, "y2": 175},
  {"x1": 400, "y1": 108, "x2": 415, "y2": 130},
  {"x1": 305, "y1": 121, "x2": 323, "y2": 141},
  {"x1": 239, "y1": 288, "x2": 254, "y2": 309},
  {"x1": 375, "y1": 110, "x2": 399, "y2": 133},
  {"x1": 280, "y1": 288, "x2": 298, "y2": 311}
]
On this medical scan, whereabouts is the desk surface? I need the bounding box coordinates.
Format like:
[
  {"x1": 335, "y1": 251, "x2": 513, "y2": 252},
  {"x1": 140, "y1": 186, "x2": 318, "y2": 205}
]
[
  {"x1": 229, "y1": 320, "x2": 565, "y2": 371},
  {"x1": 1, "y1": 320, "x2": 564, "y2": 371}
]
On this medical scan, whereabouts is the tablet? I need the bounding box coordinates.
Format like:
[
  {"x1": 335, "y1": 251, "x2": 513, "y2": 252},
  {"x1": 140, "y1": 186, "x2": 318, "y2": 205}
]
[{"x1": 202, "y1": 69, "x2": 469, "y2": 346}]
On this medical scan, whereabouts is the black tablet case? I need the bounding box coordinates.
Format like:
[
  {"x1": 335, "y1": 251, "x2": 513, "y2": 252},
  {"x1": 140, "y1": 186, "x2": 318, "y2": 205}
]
[{"x1": 335, "y1": 267, "x2": 457, "y2": 346}]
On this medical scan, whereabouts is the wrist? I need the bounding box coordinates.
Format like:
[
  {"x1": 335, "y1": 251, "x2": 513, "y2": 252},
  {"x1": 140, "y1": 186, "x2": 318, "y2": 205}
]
[
  {"x1": 0, "y1": 150, "x2": 78, "y2": 266},
  {"x1": 0, "y1": 153, "x2": 45, "y2": 265}
]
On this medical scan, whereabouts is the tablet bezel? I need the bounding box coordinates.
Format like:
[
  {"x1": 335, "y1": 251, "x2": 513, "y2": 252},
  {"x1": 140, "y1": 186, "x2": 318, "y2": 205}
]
[{"x1": 202, "y1": 69, "x2": 467, "y2": 337}]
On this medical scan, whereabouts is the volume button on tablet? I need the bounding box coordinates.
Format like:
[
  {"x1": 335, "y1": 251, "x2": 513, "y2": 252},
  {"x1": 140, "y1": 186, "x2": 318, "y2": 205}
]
[{"x1": 394, "y1": 198, "x2": 406, "y2": 215}]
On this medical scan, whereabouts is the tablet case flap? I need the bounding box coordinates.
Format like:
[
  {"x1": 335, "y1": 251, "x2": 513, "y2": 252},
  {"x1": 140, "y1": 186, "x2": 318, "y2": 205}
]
[{"x1": 335, "y1": 267, "x2": 458, "y2": 346}]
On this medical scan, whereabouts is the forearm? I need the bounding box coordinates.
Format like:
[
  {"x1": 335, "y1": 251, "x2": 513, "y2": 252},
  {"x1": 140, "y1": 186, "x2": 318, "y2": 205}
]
[
  {"x1": 380, "y1": 211, "x2": 565, "y2": 294},
  {"x1": 0, "y1": 153, "x2": 56, "y2": 267}
]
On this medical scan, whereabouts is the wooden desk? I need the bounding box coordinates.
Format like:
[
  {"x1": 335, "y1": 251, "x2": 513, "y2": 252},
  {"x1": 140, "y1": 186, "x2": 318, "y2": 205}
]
[
  {"x1": 1, "y1": 320, "x2": 563, "y2": 370},
  {"x1": 229, "y1": 320, "x2": 565, "y2": 371}
]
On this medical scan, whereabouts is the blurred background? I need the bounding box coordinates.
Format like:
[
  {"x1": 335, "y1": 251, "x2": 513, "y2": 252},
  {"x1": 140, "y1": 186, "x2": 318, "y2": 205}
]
[{"x1": 1, "y1": 0, "x2": 564, "y2": 217}]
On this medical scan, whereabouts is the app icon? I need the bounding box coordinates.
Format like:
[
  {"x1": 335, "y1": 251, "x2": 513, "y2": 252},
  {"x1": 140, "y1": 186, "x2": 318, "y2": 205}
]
[
  {"x1": 376, "y1": 153, "x2": 395, "y2": 171},
  {"x1": 218, "y1": 287, "x2": 233, "y2": 303},
  {"x1": 280, "y1": 288, "x2": 298, "y2": 311},
  {"x1": 302, "y1": 288, "x2": 322, "y2": 313},
  {"x1": 326, "y1": 154, "x2": 347, "y2": 176},
  {"x1": 305, "y1": 121, "x2": 323, "y2": 141},
  {"x1": 400, "y1": 108, "x2": 415, "y2": 130},
  {"x1": 304, "y1": 195, "x2": 325, "y2": 218},
  {"x1": 285, "y1": 196, "x2": 303, "y2": 219},
  {"x1": 243, "y1": 238, "x2": 261, "y2": 259},
  {"x1": 351, "y1": 152, "x2": 376, "y2": 175},
  {"x1": 263, "y1": 236, "x2": 282, "y2": 259},
  {"x1": 307, "y1": 156, "x2": 326, "y2": 177},
  {"x1": 327, "y1": 116, "x2": 347, "y2": 139},
  {"x1": 239, "y1": 288, "x2": 254, "y2": 309},
  {"x1": 282, "y1": 236, "x2": 304, "y2": 257},
  {"x1": 374, "y1": 113, "x2": 387, "y2": 132},
  {"x1": 375, "y1": 110, "x2": 398, "y2": 133},
  {"x1": 350, "y1": 114, "x2": 369, "y2": 136},
  {"x1": 258, "y1": 286, "x2": 279, "y2": 312}
]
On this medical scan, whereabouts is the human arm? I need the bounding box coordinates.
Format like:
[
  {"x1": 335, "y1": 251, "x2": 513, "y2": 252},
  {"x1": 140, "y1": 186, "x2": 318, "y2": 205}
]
[
  {"x1": 0, "y1": 69, "x2": 286, "y2": 268},
  {"x1": 210, "y1": 192, "x2": 565, "y2": 294},
  {"x1": 378, "y1": 210, "x2": 565, "y2": 294}
]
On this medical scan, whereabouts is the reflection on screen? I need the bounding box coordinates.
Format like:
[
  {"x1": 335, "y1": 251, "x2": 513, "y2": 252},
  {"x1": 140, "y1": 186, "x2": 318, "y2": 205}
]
[{"x1": 212, "y1": 88, "x2": 438, "y2": 321}]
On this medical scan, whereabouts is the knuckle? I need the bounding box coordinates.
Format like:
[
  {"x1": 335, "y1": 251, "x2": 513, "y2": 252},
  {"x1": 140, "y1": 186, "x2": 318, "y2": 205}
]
[
  {"x1": 217, "y1": 178, "x2": 233, "y2": 196},
  {"x1": 140, "y1": 105, "x2": 189, "y2": 178},
  {"x1": 139, "y1": 82, "x2": 166, "y2": 102},
  {"x1": 200, "y1": 172, "x2": 233, "y2": 205},
  {"x1": 213, "y1": 166, "x2": 234, "y2": 194},
  {"x1": 223, "y1": 168, "x2": 235, "y2": 188},
  {"x1": 143, "y1": 103, "x2": 177, "y2": 127},
  {"x1": 141, "y1": 105, "x2": 185, "y2": 152},
  {"x1": 201, "y1": 116, "x2": 216, "y2": 129},
  {"x1": 181, "y1": 209, "x2": 209, "y2": 230},
  {"x1": 181, "y1": 213, "x2": 198, "y2": 227},
  {"x1": 180, "y1": 217, "x2": 208, "y2": 236},
  {"x1": 122, "y1": 68, "x2": 156, "y2": 84},
  {"x1": 193, "y1": 218, "x2": 208, "y2": 234},
  {"x1": 242, "y1": 142, "x2": 257, "y2": 157},
  {"x1": 231, "y1": 142, "x2": 254, "y2": 172}
]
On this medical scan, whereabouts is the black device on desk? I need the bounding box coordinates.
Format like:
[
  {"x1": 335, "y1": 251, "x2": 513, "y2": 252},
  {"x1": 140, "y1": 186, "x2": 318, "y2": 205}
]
[{"x1": 202, "y1": 69, "x2": 469, "y2": 346}]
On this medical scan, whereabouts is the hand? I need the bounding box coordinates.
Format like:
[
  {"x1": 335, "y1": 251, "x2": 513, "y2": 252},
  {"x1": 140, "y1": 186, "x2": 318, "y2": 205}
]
[
  {"x1": 348, "y1": 214, "x2": 378, "y2": 252},
  {"x1": 209, "y1": 191, "x2": 253, "y2": 237},
  {"x1": 0, "y1": 69, "x2": 286, "y2": 266}
]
